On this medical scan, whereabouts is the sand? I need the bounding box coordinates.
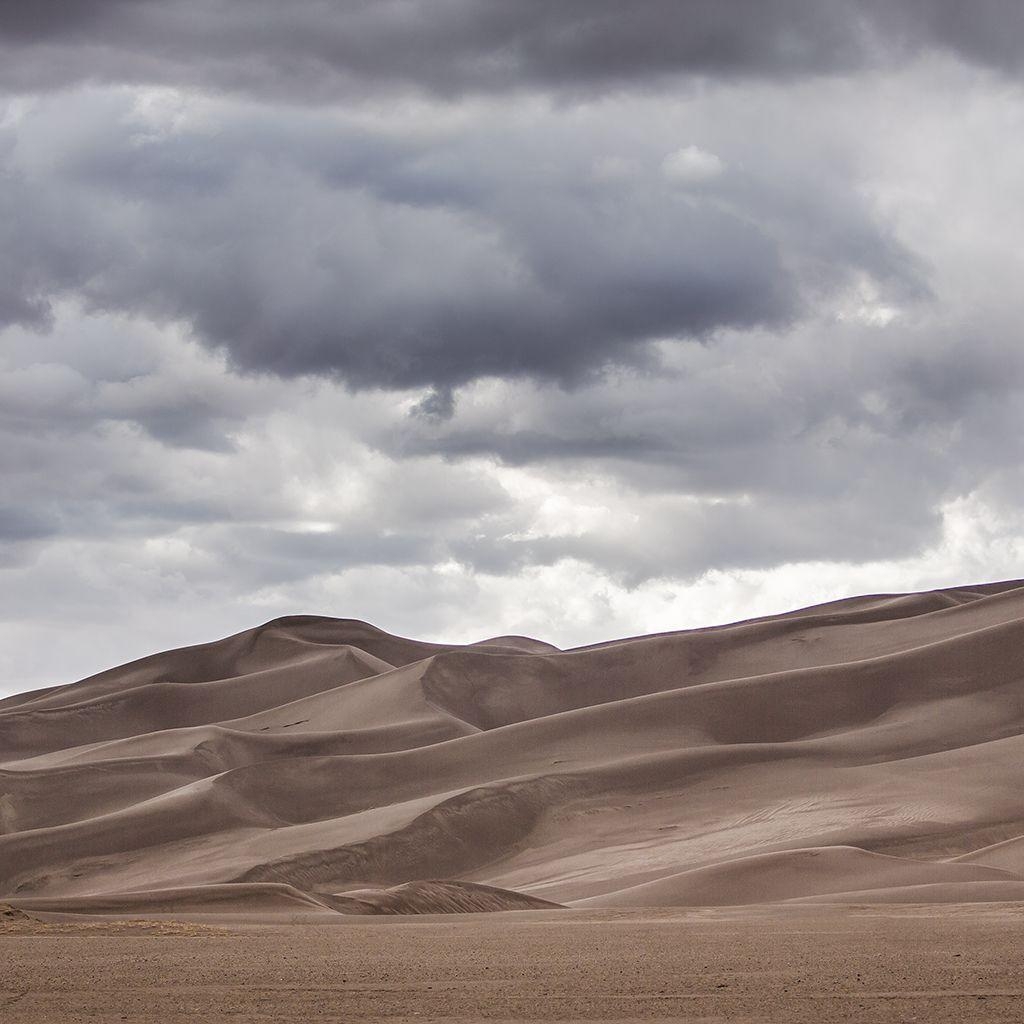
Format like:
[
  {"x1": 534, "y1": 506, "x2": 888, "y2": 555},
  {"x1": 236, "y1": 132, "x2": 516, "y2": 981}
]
[
  {"x1": 3, "y1": 905, "x2": 1024, "y2": 1022},
  {"x1": 4, "y1": 580, "x2": 1024, "y2": 914},
  {"x1": 4, "y1": 580, "x2": 1024, "y2": 1017}
]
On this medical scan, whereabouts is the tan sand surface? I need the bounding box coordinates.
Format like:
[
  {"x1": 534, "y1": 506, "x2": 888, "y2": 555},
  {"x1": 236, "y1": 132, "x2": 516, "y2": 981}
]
[
  {"x1": 3, "y1": 579, "x2": 1024, "y2": 916},
  {"x1": 2, "y1": 906, "x2": 1024, "y2": 1022}
]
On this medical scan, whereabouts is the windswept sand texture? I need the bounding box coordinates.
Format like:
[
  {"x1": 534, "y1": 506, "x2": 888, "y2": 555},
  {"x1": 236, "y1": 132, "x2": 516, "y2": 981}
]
[
  {"x1": 4, "y1": 906, "x2": 1024, "y2": 1022},
  {"x1": 4, "y1": 580, "x2": 1024, "y2": 916}
]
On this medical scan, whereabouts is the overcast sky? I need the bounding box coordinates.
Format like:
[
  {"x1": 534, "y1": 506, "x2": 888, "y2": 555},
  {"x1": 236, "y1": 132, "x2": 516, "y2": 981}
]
[{"x1": 3, "y1": 2, "x2": 1024, "y2": 694}]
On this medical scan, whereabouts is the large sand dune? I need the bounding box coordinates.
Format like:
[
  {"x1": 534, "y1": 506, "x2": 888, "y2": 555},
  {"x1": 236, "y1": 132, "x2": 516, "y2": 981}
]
[{"x1": 3, "y1": 580, "x2": 1024, "y2": 916}]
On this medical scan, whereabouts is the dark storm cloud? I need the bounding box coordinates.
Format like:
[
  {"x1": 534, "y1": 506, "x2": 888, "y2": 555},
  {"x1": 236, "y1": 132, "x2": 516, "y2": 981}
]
[
  {"x1": 876, "y1": 0, "x2": 1024, "y2": 74},
  {"x1": 1, "y1": 1, "x2": 1023, "y2": 100},
  {"x1": 0, "y1": 1, "x2": 863, "y2": 97},
  {"x1": 0, "y1": 90, "x2": 922, "y2": 390}
]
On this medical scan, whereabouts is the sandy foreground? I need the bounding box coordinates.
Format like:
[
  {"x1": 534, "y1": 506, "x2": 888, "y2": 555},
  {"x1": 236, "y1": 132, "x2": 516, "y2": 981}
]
[{"x1": 3, "y1": 905, "x2": 1023, "y2": 1023}]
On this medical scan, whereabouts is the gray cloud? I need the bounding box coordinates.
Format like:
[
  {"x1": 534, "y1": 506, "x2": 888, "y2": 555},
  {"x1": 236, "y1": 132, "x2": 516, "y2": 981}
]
[
  {"x1": 0, "y1": 87, "x2": 922, "y2": 391},
  {"x1": 3, "y1": 285, "x2": 1024, "y2": 693},
  {"x1": 875, "y1": 1, "x2": 1024, "y2": 74},
  {"x1": 2, "y1": 2, "x2": 1024, "y2": 100},
  {"x1": 3, "y1": 3, "x2": 1024, "y2": 694}
]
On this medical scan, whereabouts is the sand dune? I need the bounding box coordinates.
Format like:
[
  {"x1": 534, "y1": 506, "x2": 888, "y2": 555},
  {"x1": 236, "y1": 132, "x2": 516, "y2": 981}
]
[
  {"x1": 952, "y1": 833, "x2": 1024, "y2": 873},
  {"x1": 330, "y1": 880, "x2": 562, "y2": 915},
  {"x1": 575, "y1": 846, "x2": 1019, "y2": 907},
  {"x1": 3, "y1": 580, "x2": 1024, "y2": 916},
  {"x1": 10, "y1": 883, "x2": 339, "y2": 916}
]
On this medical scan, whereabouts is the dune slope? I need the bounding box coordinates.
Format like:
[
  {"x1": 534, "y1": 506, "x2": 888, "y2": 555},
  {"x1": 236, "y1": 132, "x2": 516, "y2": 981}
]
[{"x1": 3, "y1": 580, "x2": 1024, "y2": 915}]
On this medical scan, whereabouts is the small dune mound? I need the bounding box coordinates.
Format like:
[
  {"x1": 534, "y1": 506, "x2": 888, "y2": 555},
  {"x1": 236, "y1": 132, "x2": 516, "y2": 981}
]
[
  {"x1": 470, "y1": 636, "x2": 562, "y2": 654},
  {"x1": 330, "y1": 880, "x2": 563, "y2": 915}
]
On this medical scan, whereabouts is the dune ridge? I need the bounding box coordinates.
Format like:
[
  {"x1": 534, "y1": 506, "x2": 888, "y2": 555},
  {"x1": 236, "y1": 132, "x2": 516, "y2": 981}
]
[{"x1": 3, "y1": 580, "x2": 1024, "y2": 916}]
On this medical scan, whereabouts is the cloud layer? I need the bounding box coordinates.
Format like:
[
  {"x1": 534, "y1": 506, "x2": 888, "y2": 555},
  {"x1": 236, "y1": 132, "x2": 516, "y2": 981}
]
[
  {"x1": 2, "y1": 83, "x2": 926, "y2": 390},
  {"x1": 3, "y1": 5, "x2": 1024, "y2": 692},
  {"x1": 4, "y1": 1, "x2": 1024, "y2": 99}
]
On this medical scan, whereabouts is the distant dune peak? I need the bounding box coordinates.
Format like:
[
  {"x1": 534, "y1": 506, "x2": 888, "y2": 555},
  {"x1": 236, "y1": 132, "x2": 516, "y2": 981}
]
[{"x1": 3, "y1": 579, "x2": 1024, "y2": 917}]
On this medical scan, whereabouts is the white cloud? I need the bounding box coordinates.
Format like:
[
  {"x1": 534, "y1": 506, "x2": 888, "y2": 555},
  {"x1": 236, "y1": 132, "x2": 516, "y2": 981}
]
[{"x1": 662, "y1": 144, "x2": 724, "y2": 184}]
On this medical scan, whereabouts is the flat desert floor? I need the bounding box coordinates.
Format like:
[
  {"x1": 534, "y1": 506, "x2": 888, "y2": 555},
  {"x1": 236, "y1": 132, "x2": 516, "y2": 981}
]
[{"x1": 3, "y1": 905, "x2": 1023, "y2": 1023}]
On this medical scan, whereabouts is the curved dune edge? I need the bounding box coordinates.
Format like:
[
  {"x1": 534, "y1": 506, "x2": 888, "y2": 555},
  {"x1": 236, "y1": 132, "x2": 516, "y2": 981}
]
[
  {"x1": 572, "y1": 846, "x2": 1021, "y2": 908},
  {"x1": 4, "y1": 579, "x2": 1024, "y2": 913},
  {"x1": 950, "y1": 833, "x2": 1024, "y2": 873},
  {"x1": 786, "y1": 880, "x2": 1024, "y2": 904},
  {"x1": 7, "y1": 883, "x2": 337, "y2": 916},
  {"x1": 6, "y1": 880, "x2": 563, "y2": 918}
]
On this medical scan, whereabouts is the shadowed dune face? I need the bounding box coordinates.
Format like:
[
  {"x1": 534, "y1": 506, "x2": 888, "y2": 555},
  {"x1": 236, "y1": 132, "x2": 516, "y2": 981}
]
[{"x1": 3, "y1": 581, "x2": 1024, "y2": 917}]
